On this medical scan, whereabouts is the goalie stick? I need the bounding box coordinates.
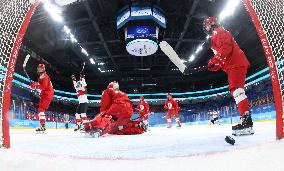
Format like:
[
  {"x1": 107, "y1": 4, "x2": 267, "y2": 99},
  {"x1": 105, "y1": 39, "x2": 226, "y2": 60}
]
[
  {"x1": 159, "y1": 41, "x2": 187, "y2": 74},
  {"x1": 132, "y1": 112, "x2": 154, "y2": 121}
]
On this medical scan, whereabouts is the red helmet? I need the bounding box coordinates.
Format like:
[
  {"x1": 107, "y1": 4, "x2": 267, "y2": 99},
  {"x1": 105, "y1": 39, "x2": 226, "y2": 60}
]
[
  {"x1": 107, "y1": 81, "x2": 119, "y2": 89},
  {"x1": 167, "y1": 93, "x2": 172, "y2": 97},
  {"x1": 107, "y1": 82, "x2": 114, "y2": 89},
  {"x1": 140, "y1": 96, "x2": 144, "y2": 100},
  {"x1": 37, "y1": 64, "x2": 45, "y2": 73},
  {"x1": 203, "y1": 17, "x2": 218, "y2": 34},
  {"x1": 203, "y1": 17, "x2": 218, "y2": 25}
]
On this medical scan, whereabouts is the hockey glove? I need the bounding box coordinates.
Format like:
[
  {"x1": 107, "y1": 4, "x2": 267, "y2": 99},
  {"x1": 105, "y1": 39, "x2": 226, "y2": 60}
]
[
  {"x1": 71, "y1": 75, "x2": 76, "y2": 81},
  {"x1": 30, "y1": 82, "x2": 39, "y2": 89},
  {"x1": 207, "y1": 58, "x2": 221, "y2": 71}
]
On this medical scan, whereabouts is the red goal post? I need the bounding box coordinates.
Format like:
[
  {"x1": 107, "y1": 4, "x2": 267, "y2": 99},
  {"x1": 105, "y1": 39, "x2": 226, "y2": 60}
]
[
  {"x1": 0, "y1": 0, "x2": 283, "y2": 148},
  {"x1": 243, "y1": 0, "x2": 284, "y2": 139},
  {"x1": 0, "y1": 0, "x2": 40, "y2": 148}
]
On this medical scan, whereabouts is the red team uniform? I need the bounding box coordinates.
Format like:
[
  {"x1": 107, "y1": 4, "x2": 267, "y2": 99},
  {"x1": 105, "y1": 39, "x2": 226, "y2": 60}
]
[
  {"x1": 164, "y1": 93, "x2": 181, "y2": 128},
  {"x1": 136, "y1": 96, "x2": 150, "y2": 130},
  {"x1": 84, "y1": 82, "x2": 145, "y2": 137},
  {"x1": 30, "y1": 64, "x2": 54, "y2": 131},
  {"x1": 204, "y1": 17, "x2": 253, "y2": 135}
]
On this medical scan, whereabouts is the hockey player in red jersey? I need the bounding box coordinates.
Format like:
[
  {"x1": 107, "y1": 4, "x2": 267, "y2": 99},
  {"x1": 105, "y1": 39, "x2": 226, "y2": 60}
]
[
  {"x1": 164, "y1": 93, "x2": 181, "y2": 128},
  {"x1": 83, "y1": 81, "x2": 146, "y2": 137},
  {"x1": 136, "y1": 96, "x2": 150, "y2": 131},
  {"x1": 30, "y1": 64, "x2": 54, "y2": 132},
  {"x1": 203, "y1": 17, "x2": 253, "y2": 135},
  {"x1": 71, "y1": 73, "x2": 89, "y2": 131}
]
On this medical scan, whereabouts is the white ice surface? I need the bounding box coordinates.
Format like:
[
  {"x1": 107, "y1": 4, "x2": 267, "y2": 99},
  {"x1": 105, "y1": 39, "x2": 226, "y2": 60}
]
[{"x1": 1, "y1": 122, "x2": 284, "y2": 171}]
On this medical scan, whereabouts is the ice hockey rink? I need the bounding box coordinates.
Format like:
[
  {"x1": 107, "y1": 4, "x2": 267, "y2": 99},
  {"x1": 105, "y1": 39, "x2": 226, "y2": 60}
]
[{"x1": 1, "y1": 121, "x2": 284, "y2": 171}]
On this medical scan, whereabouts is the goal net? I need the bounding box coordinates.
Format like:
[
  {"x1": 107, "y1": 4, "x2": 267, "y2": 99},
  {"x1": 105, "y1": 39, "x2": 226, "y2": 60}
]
[
  {"x1": 0, "y1": 0, "x2": 283, "y2": 148},
  {"x1": 244, "y1": 0, "x2": 284, "y2": 139},
  {"x1": 0, "y1": 0, "x2": 39, "y2": 148}
]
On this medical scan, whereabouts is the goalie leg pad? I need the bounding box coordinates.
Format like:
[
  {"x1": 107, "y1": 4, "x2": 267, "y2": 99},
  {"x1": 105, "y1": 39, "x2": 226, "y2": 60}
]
[{"x1": 85, "y1": 129, "x2": 102, "y2": 138}]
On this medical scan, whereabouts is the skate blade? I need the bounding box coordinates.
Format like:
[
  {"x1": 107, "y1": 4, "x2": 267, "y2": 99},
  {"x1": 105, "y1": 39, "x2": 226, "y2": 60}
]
[
  {"x1": 84, "y1": 132, "x2": 100, "y2": 138},
  {"x1": 36, "y1": 131, "x2": 46, "y2": 134},
  {"x1": 80, "y1": 130, "x2": 86, "y2": 133},
  {"x1": 232, "y1": 127, "x2": 254, "y2": 136}
]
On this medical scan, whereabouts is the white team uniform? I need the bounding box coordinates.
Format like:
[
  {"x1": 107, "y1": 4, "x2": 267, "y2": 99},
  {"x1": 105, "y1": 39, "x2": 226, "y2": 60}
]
[
  {"x1": 73, "y1": 78, "x2": 88, "y2": 103},
  {"x1": 73, "y1": 78, "x2": 89, "y2": 130}
]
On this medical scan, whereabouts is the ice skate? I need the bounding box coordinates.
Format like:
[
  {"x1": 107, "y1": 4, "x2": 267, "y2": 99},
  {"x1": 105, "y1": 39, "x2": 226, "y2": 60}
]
[
  {"x1": 145, "y1": 123, "x2": 150, "y2": 132},
  {"x1": 166, "y1": 123, "x2": 172, "y2": 128},
  {"x1": 232, "y1": 112, "x2": 254, "y2": 136},
  {"x1": 85, "y1": 128, "x2": 102, "y2": 138},
  {"x1": 138, "y1": 121, "x2": 148, "y2": 132},
  {"x1": 74, "y1": 124, "x2": 81, "y2": 132},
  {"x1": 36, "y1": 125, "x2": 46, "y2": 134},
  {"x1": 79, "y1": 127, "x2": 86, "y2": 133}
]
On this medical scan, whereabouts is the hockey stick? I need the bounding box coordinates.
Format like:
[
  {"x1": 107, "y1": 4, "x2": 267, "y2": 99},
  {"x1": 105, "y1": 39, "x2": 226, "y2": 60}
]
[
  {"x1": 23, "y1": 54, "x2": 32, "y2": 82},
  {"x1": 159, "y1": 41, "x2": 187, "y2": 74},
  {"x1": 132, "y1": 112, "x2": 154, "y2": 121},
  {"x1": 23, "y1": 54, "x2": 36, "y2": 97},
  {"x1": 80, "y1": 62, "x2": 85, "y2": 77}
]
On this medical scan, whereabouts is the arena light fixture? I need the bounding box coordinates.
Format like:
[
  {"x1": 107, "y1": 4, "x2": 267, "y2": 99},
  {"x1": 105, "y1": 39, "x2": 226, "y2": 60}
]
[
  {"x1": 98, "y1": 62, "x2": 105, "y2": 66},
  {"x1": 98, "y1": 68, "x2": 105, "y2": 73},
  {"x1": 195, "y1": 45, "x2": 203, "y2": 54},
  {"x1": 63, "y1": 25, "x2": 71, "y2": 34},
  {"x1": 90, "y1": 58, "x2": 95, "y2": 65},
  {"x1": 188, "y1": 55, "x2": 195, "y2": 62},
  {"x1": 43, "y1": 0, "x2": 63, "y2": 22},
  {"x1": 219, "y1": 0, "x2": 240, "y2": 21},
  {"x1": 54, "y1": 0, "x2": 78, "y2": 6},
  {"x1": 80, "y1": 47, "x2": 89, "y2": 56},
  {"x1": 70, "y1": 35, "x2": 77, "y2": 43}
]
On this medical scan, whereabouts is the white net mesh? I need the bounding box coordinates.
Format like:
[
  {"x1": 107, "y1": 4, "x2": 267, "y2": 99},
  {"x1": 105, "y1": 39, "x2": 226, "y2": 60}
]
[
  {"x1": 0, "y1": 0, "x2": 33, "y2": 147},
  {"x1": 247, "y1": 0, "x2": 284, "y2": 136}
]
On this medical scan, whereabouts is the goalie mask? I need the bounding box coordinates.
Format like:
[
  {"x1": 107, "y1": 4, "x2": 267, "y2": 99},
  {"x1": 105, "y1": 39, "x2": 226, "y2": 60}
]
[
  {"x1": 203, "y1": 17, "x2": 219, "y2": 35},
  {"x1": 37, "y1": 64, "x2": 45, "y2": 75}
]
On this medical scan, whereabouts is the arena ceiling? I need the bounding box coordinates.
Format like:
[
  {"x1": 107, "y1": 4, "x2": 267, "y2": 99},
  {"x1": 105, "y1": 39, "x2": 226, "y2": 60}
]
[{"x1": 16, "y1": 0, "x2": 267, "y2": 94}]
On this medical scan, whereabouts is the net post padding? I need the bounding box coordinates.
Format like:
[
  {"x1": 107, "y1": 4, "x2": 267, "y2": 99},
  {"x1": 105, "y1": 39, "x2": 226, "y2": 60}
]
[
  {"x1": 1, "y1": 0, "x2": 40, "y2": 148},
  {"x1": 243, "y1": 0, "x2": 284, "y2": 139}
]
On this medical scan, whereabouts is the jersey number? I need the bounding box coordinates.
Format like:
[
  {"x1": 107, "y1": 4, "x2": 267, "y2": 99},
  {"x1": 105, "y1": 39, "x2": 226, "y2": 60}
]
[
  {"x1": 167, "y1": 103, "x2": 173, "y2": 109},
  {"x1": 140, "y1": 105, "x2": 145, "y2": 110}
]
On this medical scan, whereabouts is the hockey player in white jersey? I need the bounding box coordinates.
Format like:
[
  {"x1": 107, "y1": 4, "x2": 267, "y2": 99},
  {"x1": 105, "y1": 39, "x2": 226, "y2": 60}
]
[{"x1": 71, "y1": 73, "x2": 89, "y2": 131}]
